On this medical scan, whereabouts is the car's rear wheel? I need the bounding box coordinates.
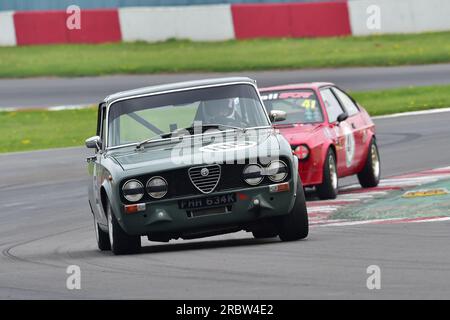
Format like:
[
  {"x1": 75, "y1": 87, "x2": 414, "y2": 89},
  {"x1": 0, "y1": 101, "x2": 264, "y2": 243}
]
[
  {"x1": 107, "y1": 203, "x2": 141, "y2": 255},
  {"x1": 358, "y1": 138, "x2": 381, "y2": 188},
  {"x1": 277, "y1": 181, "x2": 309, "y2": 241},
  {"x1": 316, "y1": 149, "x2": 338, "y2": 200},
  {"x1": 94, "y1": 215, "x2": 111, "y2": 251}
]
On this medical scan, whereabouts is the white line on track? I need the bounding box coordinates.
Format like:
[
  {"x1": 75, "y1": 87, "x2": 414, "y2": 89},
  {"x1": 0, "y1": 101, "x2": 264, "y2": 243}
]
[
  {"x1": 0, "y1": 104, "x2": 92, "y2": 112},
  {"x1": 339, "y1": 193, "x2": 383, "y2": 199},
  {"x1": 432, "y1": 166, "x2": 450, "y2": 171},
  {"x1": 314, "y1": 216, "x2": 450, "y2": 227},
  {"x1": 378, "y1": 179, "x2": 438, "y2": 187},
  {"x1": 307, "y1": 206, "x2": 338, "y2": 213},
  {"x1": 409, "y1": 217, "x2": 450, "y2": 223},
  {"x1": 0, "y1": 107, "x2": 19, "y2": 112},
  {"x1": 319, "y1": 198, "x2": 361, "y2": 202},
  {"x1": 372, "y1": 107, "x2": 450, "y2": 119},
  {"x1": 47, "y1": 105, "x2": 92, "y2": 111},
  {"x1": 381, "y1": 177, "x2": 441, "y2": 183}
]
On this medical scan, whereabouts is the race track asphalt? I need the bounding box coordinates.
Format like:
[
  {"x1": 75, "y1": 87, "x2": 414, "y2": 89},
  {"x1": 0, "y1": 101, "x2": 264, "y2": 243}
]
[
  {"x1": 1, "y1": 110, "x2": 449, "y2": 299},
  {"x1": 2, "y1": 63, "x2": 450, "y2": 109}
]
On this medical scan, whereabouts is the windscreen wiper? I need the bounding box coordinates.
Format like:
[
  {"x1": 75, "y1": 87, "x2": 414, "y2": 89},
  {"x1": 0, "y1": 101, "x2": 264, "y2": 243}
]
[
  {"x1": 135, "y1": 124, "x2": 247, "y2": 150},
  {"x1": 180, "y1": 123, "x2": 247, "y2": 134},
  {"x1": 135, "y1": 132, "x2": 174, "y2": 149}
]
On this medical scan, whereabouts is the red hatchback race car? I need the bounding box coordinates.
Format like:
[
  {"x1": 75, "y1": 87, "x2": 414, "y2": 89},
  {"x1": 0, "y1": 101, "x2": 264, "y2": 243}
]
[{"x1": 260, "y1": 83, "x2": 380, "y2": 200}]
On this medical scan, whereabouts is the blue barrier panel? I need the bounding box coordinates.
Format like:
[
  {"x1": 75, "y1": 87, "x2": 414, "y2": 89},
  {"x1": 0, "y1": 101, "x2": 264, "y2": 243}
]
[{"x1": 0, "y1": 0, "x2": 330, "y2": 11}]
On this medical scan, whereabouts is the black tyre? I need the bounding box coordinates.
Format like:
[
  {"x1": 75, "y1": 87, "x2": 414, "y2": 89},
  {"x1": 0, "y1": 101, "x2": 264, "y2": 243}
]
[
  {"x1": 252, "y1": 224, "x2": 278, "y2": 239},
  {"x1": 107, "y1": 203, "x2": 141, "y2": 255},
  {"x1": 94, "y1": 215, "x2": 111, "y2": 251},
  {"x1": 277, "y1": 181, "x2": 309, "y2": 241},
  {"x1": 358, "y1": 138, "x2": 381, "y2": 188},
  {"x1": 316, "y1": 149, "x2": 338, "y2": 200}
]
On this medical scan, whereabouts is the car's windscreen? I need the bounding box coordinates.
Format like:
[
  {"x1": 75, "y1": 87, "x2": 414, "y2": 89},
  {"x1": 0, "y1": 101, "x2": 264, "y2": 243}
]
[
  {"x1": 261, "y1": 90, "x2": 324, "y2": 125},
  {"x1": 107, "y1": 84, "x2": 270, "y2": 147}
]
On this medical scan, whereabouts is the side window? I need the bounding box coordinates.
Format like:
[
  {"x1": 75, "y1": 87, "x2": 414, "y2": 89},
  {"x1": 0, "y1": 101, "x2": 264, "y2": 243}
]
[
  {"x1": 101, "y1": 107, "x2": 107, "y2": 140},
  {"x1": 96, "y1": 103, "x2": 106, "y2": 139},
  {"x1": 333, "y1": 88, "x2": 359, "y2": 116},
  {"x1": 320, "y1": 88, "x2": 344, "y2": 123}
]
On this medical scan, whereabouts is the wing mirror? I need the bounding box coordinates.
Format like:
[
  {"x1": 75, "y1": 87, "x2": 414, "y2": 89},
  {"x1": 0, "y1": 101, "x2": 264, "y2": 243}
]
[
  {"x1": 85, "y1": 136, "x2": 102, "y2": 150},
  {"x1": 269, "y1": 110, "x2": 287, "y2": 123},
  {"x1": 337, "y1": 112, "x2": 349, "y2": 123}
]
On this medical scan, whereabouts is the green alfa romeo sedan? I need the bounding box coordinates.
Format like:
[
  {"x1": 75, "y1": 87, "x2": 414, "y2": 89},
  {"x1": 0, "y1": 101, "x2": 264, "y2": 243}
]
[{"x1": 86, "y1": 77, "x2": 308, "y2": 255}]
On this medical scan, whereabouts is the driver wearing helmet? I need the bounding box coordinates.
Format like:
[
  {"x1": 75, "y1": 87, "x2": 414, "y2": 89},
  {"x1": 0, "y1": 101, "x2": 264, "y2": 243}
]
[{"x1": 204, "y1": 98, "x2": 237, "y2": 125}]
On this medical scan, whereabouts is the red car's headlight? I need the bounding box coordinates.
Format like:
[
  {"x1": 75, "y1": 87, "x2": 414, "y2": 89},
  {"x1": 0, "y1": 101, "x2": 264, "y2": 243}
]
[{"x1": 294, "y1": 145, "x2": 310, "y2": 160}]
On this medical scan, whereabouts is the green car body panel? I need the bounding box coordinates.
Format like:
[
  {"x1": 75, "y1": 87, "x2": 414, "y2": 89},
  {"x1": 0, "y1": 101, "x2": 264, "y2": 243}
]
[{"x1": 87, "y1": 77, "x2": 305, "y2": 244}]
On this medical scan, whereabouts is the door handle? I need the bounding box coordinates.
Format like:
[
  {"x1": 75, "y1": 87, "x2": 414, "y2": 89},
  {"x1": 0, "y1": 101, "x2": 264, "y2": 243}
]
[
  {"x1": 351, "y1": 123, "x2": 356, "y2": 129},
  {"x1": 86, "y1": 156, "x2": 96, "y2": 163}
]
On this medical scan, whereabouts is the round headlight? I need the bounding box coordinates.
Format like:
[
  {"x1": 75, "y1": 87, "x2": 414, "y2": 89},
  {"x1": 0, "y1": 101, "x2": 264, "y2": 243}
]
[
  {"x1": 294, "y1": 144, "x2": 310, "y2": 160},
  {"x1": 122, "y1": 179, "x2": 144, "y2": 202},
  {"x1": 146, "y1": 176, "x2": 168, "y2": 199},
  {"x1": 243, "y1": 164, "x2": 263, "y2": 186},
  {"x1": 267, "y1": 160, "x2": 288, "y2": 182}
]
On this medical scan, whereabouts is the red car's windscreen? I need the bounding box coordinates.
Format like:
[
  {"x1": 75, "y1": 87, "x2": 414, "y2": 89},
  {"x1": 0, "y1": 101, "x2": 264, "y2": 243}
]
[{"x1": 261, "y1": 90, "x2": 324, "y2": 124}]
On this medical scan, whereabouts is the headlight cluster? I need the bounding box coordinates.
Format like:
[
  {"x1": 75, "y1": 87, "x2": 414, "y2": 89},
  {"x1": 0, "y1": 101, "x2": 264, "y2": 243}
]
[
  {"x1": 266, "y1": 161, "x2": 288, "y2": 182},
  {"x1": 293, "y1": 144, "x2": 310, "y2": 160},
  {"x1": 243, "y1": 164, "x2": 264, "y2": 186},
  {"x1": 122, "y1": 177, "x2": 168, "y2": 202},
  {"x1": 146, "y1": 176, "x2": 168, "y2": 199},
  {"x1": 243, "y1": 160, "x2": 288, "y2": 186},
  {"x1": 122, "y1": 180, "x2": 145, "y2": 202}
]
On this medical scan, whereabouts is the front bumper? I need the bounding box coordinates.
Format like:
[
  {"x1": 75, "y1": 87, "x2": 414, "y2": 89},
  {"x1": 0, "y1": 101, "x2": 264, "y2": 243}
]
[
  {"x1": 298, "y1": 158, "x2": 322, "y2": 186},
  {"x1": 113, "y1": 180, "x2": 296, "y2": 236}
]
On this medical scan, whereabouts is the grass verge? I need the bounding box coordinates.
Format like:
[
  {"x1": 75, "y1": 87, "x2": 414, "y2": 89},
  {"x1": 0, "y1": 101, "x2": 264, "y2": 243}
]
[
  {"x1": 351, "y1": 84, "x2": 450, "y2": 116},
  {"x1": 1, "y1": 32, "x2": 450, "y2": 78},
  {"x1": 1, "y1": 84, "x2": 449, "y2": 153},
  {"x1": 0, "y1": 108, "x2": 97, "y2": 153}
]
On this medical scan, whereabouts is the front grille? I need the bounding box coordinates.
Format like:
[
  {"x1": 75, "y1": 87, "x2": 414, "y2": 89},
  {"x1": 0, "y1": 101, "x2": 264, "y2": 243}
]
[
  {"x1": 119, "y1": 157, "x2": 291, "y2": 204},
  {"x1": 188, "y1": 165, "x2": 221, "y2": 194}
]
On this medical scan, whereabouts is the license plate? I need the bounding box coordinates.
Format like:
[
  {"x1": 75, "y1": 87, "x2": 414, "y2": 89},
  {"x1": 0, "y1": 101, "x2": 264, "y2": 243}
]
[{"x1": 178, "y1": 193, "x2": 236, "y2": 210}]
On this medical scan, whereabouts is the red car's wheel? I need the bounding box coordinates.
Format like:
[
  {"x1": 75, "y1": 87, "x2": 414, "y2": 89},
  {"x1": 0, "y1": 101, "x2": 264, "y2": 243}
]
[
  {"x1": 316, "y1": 149, "x2": 338, "y2": 200},
  {"x1": 358, "y1": 138, "x2": 381, "y2": 188}
]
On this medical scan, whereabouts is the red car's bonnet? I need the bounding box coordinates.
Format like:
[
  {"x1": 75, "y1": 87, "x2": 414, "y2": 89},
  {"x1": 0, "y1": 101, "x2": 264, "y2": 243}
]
[{"x1": 274, "y1": 123, "x2": 323, "y2": 145}]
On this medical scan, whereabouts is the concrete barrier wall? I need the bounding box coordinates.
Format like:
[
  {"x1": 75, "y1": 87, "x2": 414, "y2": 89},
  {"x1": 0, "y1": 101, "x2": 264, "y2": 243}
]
[
  {"x1": 410, "y1": 0, "x2": 450, "y2": 32},
  {"x1": 14, "y1": 11, "x2": 68, "y2": 45},
  {"x1": 14, "y1": 9, "x2": 122, "y2": 45},
  {"x1": 119, "y1": 5, "x2": 235, "y2": 42},
  {"x1": 289, "y1": 1, "x2": 351, "y2": 38},
  {"x1": 67, "y1": 9, "x2": 122, "y2": 44},
  {"x1": 231, "y1": 1, "x2": 351, "y2": 39},
  {"x1": 231, "y1": 3, "x2": 291, "y2": 38},
  {"x1": 0, "y1": 0, "x2": 330, "y2": 11},
  {"x1": 0, "y1": 11, "x2": 16, "y2": 46},
  {"x1": 349, "y1": 0, "x2": 450, "y2": 35},
  {"x1": 2, "y1": 0, "x2": 450, "y2": 46}
]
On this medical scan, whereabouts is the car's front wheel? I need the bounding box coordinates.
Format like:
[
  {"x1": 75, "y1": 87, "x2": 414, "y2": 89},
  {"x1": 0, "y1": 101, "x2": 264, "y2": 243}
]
[
  {"x1": 277, "y1": 180, "x2": 309, "y2": 241},
  {"x1": 107, "y1": 203, "x2": 141, "y2": 255},
  {"x1": 94, "y1": 215, "x2": 111, "y2": 251},
  {"x1": 252, "y1": 223, "x2": 278, "y2": 239},
  {"x1": 316, "y1": 149, "x2": 338, "y2": 200},
  {"x1": 358, "y1": 138, "x2": 381, "y2": 188}
]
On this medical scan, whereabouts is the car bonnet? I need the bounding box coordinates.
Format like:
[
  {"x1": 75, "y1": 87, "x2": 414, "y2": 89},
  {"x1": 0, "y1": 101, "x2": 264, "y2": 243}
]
[
  {"x1": 109, "y1": 129, "x2": 279, "y2": 172},
  {"x1": 275, "y1": 123, "x2": 323, "y2": 145}
]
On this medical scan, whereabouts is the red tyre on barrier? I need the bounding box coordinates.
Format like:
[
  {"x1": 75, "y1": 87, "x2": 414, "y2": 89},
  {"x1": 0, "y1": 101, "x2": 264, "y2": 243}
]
[{"x1": 260, "y1": 83, "x2": 380, "y2": 199}]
